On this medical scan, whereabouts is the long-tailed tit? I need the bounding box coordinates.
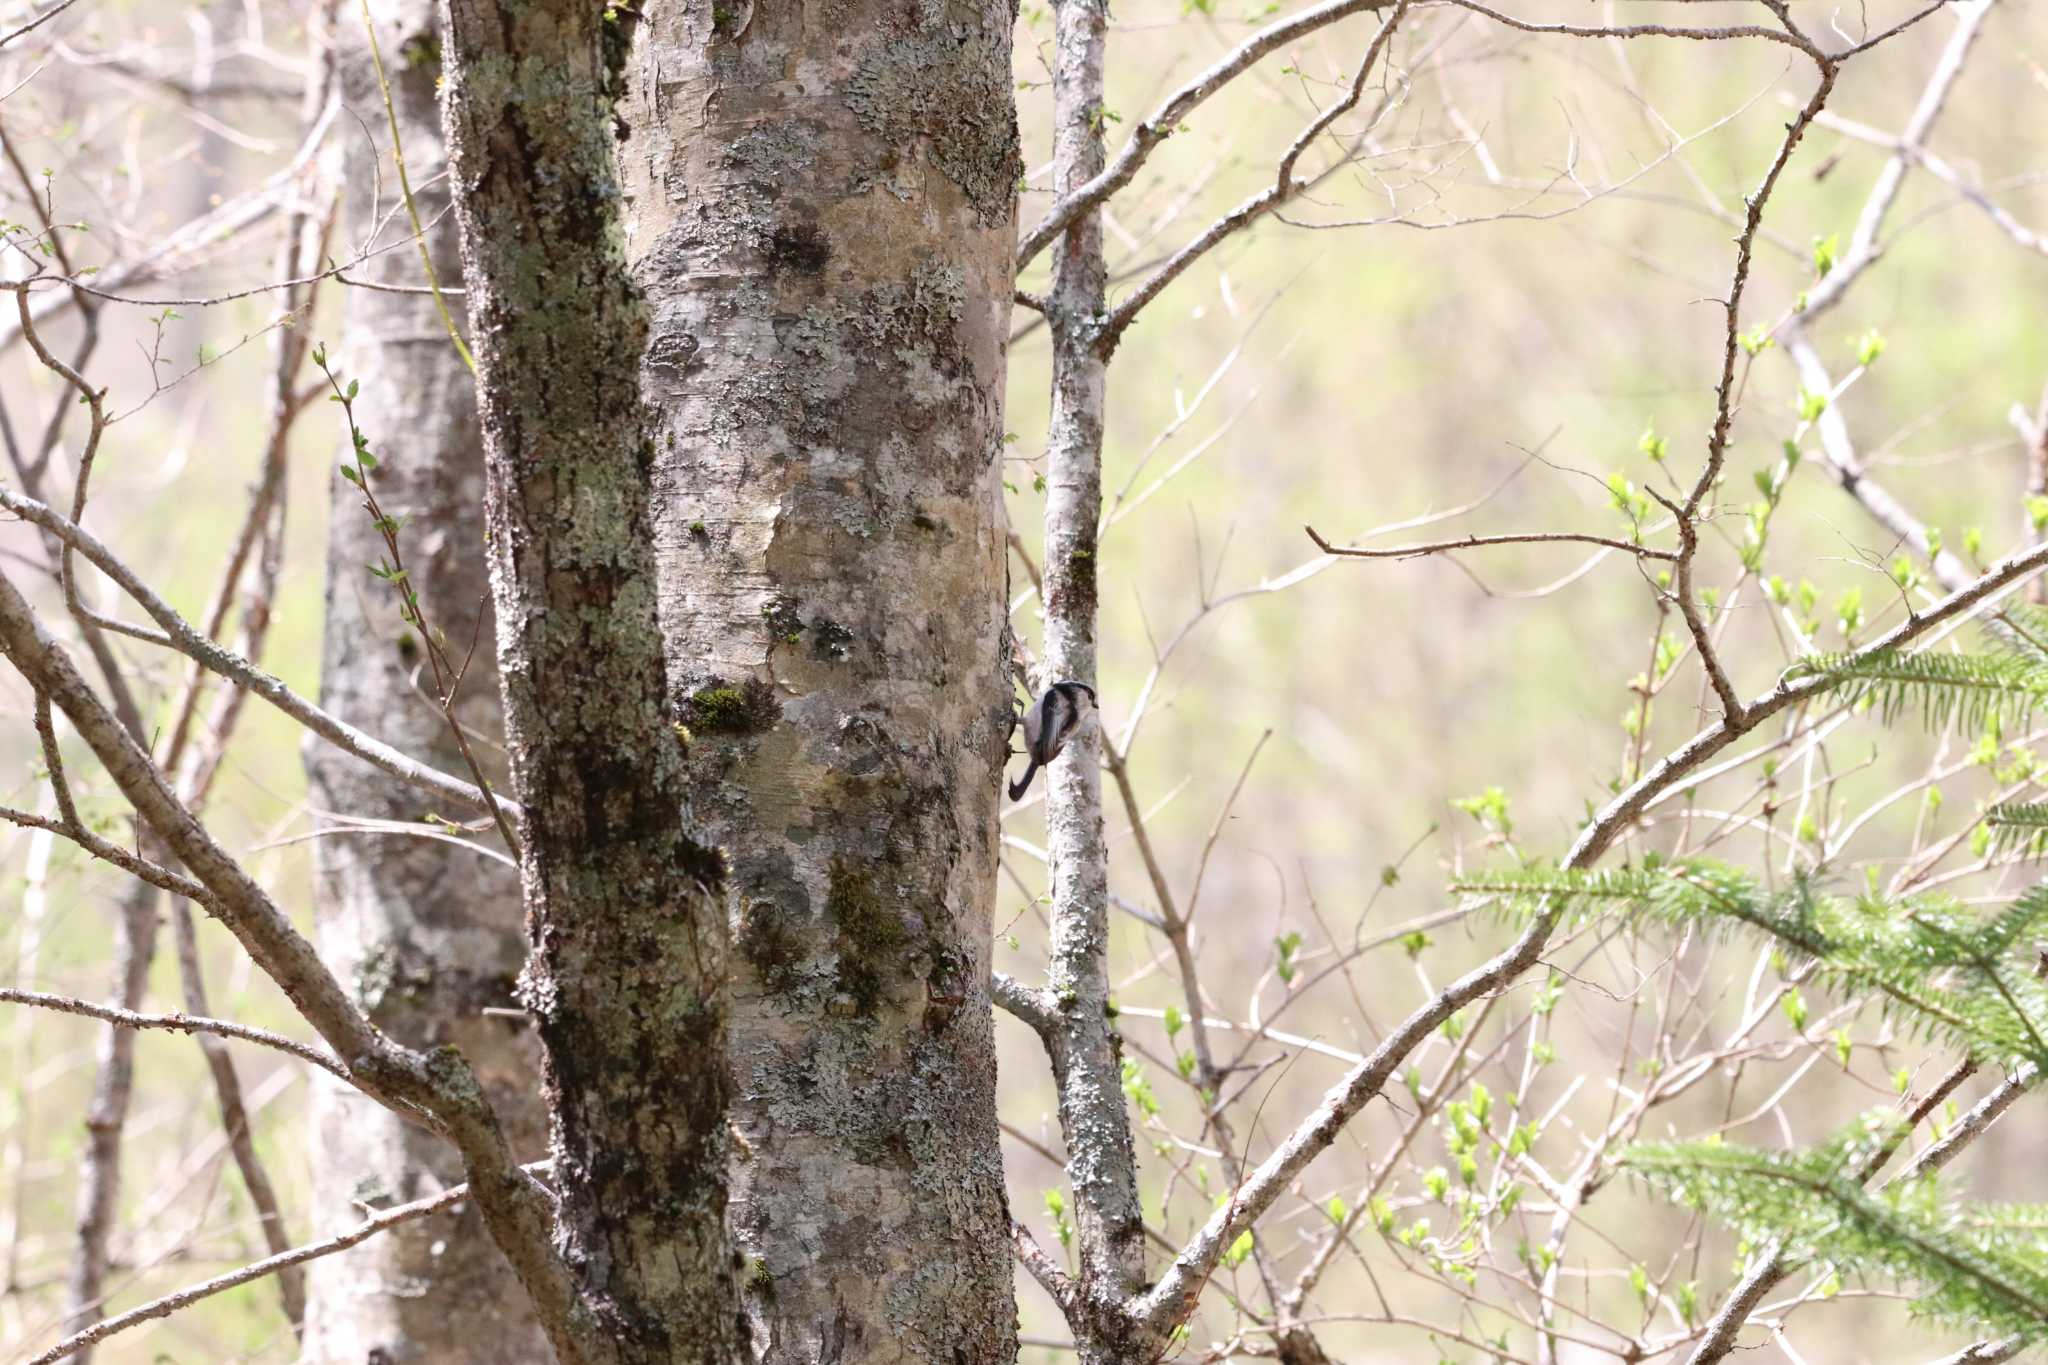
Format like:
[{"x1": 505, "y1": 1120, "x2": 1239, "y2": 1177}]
[{"x1": 1009, "y1": 680, "x2": 1097, "y2": 801}]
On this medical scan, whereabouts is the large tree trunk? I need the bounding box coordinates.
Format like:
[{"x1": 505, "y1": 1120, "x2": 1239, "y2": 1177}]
[
  {"x1": 436, "y1": 2, "x2": 739, "y2": 1361},
  {"x1": 300, "y1": 3, "x2": 551, "y2": 1359},
  {"x1": 617, "y1": 6, "x2": 1022, "y2": 1360}
]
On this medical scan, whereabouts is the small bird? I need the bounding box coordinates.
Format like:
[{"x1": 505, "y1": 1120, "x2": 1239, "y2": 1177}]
[{"x1": 1009, "y1": 680, "x2": 1097, "y2": 801}]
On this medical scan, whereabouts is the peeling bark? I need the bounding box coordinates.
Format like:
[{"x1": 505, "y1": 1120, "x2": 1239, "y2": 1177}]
[
  {"x1": 616, "y1": 1, "x2": 1022, "y2": 1357},
  {"x1": 300, "y1": 3, "x2": 551, "y2": 1359}
]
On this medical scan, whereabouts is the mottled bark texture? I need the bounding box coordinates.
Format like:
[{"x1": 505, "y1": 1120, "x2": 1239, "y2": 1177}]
[
  {"x1": 437, "y1": 2, "x2": 737, "y2": 1362},
  {"x1": 617, "y1": 0, "x2": 1021, "y2": 1358},
  {"x1": 300, "y1": 4, "x2": 551, "y2": 1360}
]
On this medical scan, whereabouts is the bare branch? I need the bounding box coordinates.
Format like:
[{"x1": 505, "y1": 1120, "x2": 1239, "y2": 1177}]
[
  {"x1": 1801, "y1": 0, "x2": 1996, "y2": 324},
  {"x1": 1305, "y1": 523, "x2": 1677, "y2": 563},
  {"x1": 1815, "y1": 113, "x2": 2045, "y2": 257},
  {"x1": 0, "y1": 562, "x2": 580, "y2": 1336},
  {"x1": 1436, "y1": 0, "x2": 1813, "y2": 54},
  {"x1": 1897, "y1": 1065, "x2": 2036, "y2": 1182},
  {"x1": 167, "y1": 898, "x2": 306, "y2": 1332},
  {"x1": 0, "y1": 487, "x2": 517, "y2": 821},
  {"x1": 1013, "y1": 1218, "x2": 1081, "y2": 1317},
  {"x1": 1673, "y1": 45, "x2": 1840, "y2": 724},
  {"x1": 1037, "y1": 0, "x2": 1152, "y2": 1305},
  {"x1": 1783, "y1": 331, "x2": 1972, "y2": 592},
  {"x1": 1131, "y1": 530, "x2": 2048, "y2": 1335},
  {"x1": 1682, "y1": 1055, "x2": 1986, "y2": 1365},
  {"x1": 1099, "y1": 2, "x2": 1407, "y2": 345},
  {"x1": 0, "y1": 0, "x2": 84, "y2": 52},
  {"x1": 26, "y1": 1162, "x2": 553, "y2": 1365},
  {"x1": 993, "y1": 970, "x2": 1057, "y2": 1040},
  {"x1": 0, "y1": 986, "x2": 348, "y2": 1078},
  {"x1": 1925, "y1": 1338, "x2": 2028, "y2": 1364},
  {"x1": 0, "y1": 95, "x2": 339, "y2": 357},
  {"x1": 1017, "y1": 0, "x2": 1401, "y2": 271}
]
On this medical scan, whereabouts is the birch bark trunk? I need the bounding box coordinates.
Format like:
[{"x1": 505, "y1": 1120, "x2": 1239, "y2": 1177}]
[
  {"x1": 617, "y1": 5, "x2": 1023, "y2": 1358},
  {"x1": 300, "y1": 4, "x2": 550, "y2": 1359}
]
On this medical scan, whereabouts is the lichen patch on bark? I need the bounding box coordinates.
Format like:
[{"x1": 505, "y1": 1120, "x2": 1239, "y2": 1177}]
[{"x1": 620, "y1": 0, "x2": 1020, "y2": 1351}]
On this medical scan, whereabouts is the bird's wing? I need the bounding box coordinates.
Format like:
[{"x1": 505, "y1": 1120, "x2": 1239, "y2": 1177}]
[{"x1": 1021, "y1": 693, "x2": 1046, "y2": 748}]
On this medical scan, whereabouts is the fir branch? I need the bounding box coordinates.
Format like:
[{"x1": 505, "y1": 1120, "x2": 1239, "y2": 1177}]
[
  {"x1": 1624, "y1": 1135, "x2": 2048, "y2": 1341},
  {"x1": 1460, "y1": 859, "x2": 2048, "y2": 1068},
  {"x1": 1796, "y1": 649, "x2": 2048, "y2": 734},
  {"x1": 1986, "y1": 802, "x2": 2048, "y2": 858}
]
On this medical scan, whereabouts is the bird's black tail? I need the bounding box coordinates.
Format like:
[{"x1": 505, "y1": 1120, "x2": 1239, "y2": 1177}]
[{"x1": 1008, "y1": 759, "x2": 1041, "y2": 802}]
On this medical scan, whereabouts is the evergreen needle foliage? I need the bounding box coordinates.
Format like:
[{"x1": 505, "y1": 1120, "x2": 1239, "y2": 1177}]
[
  {"x1": 1799, "y1": 649, "x2": 2047, "y2": 732},
  {"x1": 1798, "y1": 605, "x2": 2048, "y2": 733},
  {"x1": 1459, "y1": 861, "x2": 2048, "y2": 1070},
  {"x1": 1988, "y1": 802, "x2": 2048, "y2": 857},
  {"x1": 1464, "y1": 852, "x2": 2048, "y2": 1345},
  {"x1": 1622, "y1": 1125, "x2": 2048, "y2": 1342}
]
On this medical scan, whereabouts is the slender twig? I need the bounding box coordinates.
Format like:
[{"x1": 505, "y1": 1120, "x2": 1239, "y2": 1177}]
[
  {"x1": 1017, "y1": 0, "x2": 1403, "y2": 269},
  {"x1": 1439, "y1": 0, "x2": 1812, "y2": 52},
  {"x1": 27, "y1": 1162, "x2": 553, "y2": 1365},
  {"x1": 1306, "y1": 524, "x2": 1677, "y2": 563},
  {"x1": 0, "y1": 97, "x2": 338, "y2": 357},
  {"x1": 1099, "y1": 3, "x2": 1407, "y2": 346},
  {"x1": 1132, "y1": 528, "x2": 2048, "y2": 1335},
  {"x1": 317, "y1": 352, "x2": 521, "y2": 858},
  {"x1": 0, "y1": 487, "x2": 517, "y2": 820},
  {"x1": 167, "y1": 898, "x2": 307, "y2": 1332},
  {"x1": 0, "y1": 0, "x2": 84, "y2": 51},
  {"x1": 0, "y1": 987, "x2": 347, "y2": 1077},
  {"x1": 357, "y1": 0, "x2": 473, "y2": 371}
]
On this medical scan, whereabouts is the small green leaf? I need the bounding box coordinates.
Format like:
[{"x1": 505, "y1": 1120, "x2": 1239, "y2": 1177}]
[{"x1": 1811, "y1": 233, "x2": 1839, "y2": 278}]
